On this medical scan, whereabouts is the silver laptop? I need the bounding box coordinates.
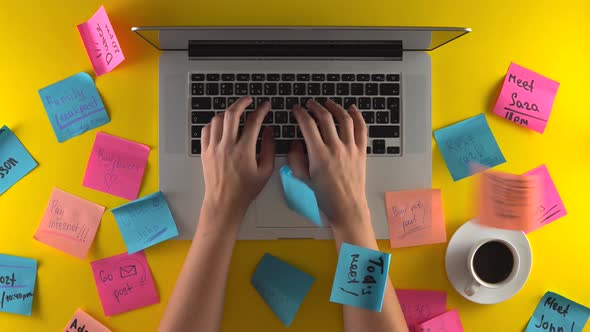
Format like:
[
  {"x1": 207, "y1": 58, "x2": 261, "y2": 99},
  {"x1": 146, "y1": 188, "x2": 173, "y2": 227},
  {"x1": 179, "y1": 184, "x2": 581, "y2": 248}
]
[{"x1": 131, "y1": 26, "x2": 470, "y2": 240}]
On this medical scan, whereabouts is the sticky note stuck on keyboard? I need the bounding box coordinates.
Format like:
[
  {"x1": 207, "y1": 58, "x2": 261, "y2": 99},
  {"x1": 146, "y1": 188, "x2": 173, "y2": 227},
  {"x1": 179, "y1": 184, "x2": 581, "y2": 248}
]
[
  {"x1": 64, "y1": 308, "x2": 111, "y2": 332},
  {"x1": 34, "y1": 188, "x2": 105, "y2": 259},
  {"x1": 78, "y1": 6, "x2": 125, "y2": 76},
  {"x1": 279, "y1": 165, "x2": 322, "y2": 226},
  {"x1": 38, "y1": 72, "x2": 110, "y2": 142},
  {"x1": 111, "y1": 191, "x2": 179, "y2": 254},
  {"x1": 0, "y1": 125, "x2": 37, "y2": 196},
  {"x1": 523, "y1": 164, "x2": 567, "y2": 232},
  {"x1": 433, "y1": 114, "x2": 506, "y2": 181},
  {"x1": 493, "y1": 63, "x2": 559, "y2": 134},
  {"x1": 0, "y1": 254, "x2": 37, "y2": 316}
]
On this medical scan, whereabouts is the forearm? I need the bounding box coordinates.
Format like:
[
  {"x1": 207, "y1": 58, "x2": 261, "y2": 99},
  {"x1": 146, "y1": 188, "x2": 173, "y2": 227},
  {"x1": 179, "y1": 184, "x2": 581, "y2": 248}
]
[
  {"x1": 331, "y1": 210, "x2": 409, "y2": 332},
  {"x1": 158, "y1": 204, "x2": 242, "y2": 332}
]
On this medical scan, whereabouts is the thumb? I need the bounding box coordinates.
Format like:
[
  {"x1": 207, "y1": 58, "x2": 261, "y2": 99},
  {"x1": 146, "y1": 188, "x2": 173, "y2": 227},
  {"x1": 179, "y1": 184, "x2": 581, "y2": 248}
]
[
  {"x1": 287, "y1": 140, "x2": 310, "y2": 181},
  {"x1": 258, "y1": 126, "x2": 275, "y2": 177}
]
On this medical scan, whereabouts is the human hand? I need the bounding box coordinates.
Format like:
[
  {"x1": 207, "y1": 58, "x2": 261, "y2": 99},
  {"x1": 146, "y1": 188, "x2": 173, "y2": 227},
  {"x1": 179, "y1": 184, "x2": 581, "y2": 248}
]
[
  {"x1": 288, "y1": 99, "x2": 370, "y2": 233},
  {"x1": 200, "y1": 96, "x2": 275, "y2": 222}
]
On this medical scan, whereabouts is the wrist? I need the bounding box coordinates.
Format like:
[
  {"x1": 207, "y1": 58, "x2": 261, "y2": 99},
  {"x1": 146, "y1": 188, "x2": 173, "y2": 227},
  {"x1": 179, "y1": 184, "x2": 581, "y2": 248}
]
[{"x1": 199, "y1": 198, "x2": 246, "y2": 232}]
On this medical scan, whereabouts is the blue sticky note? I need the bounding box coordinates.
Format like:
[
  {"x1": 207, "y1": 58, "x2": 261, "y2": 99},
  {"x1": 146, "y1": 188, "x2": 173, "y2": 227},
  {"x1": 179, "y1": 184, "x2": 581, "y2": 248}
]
[
  {"x1": 111, "y1": 191, "x2": 179, "y2": 254},
  {"x1": 38, "y1": 72, "x2": 110, "y2": 142},
  {"x1": 330, "y1": 243, "x2": 391, "y2": 312},
  {"x1": 433, "y1": 114, "x2": 505, "y2": 181},
  {"x1": 251, "y1": 253, "x2": 315, "y2": 327},
  {"x1": 0, "y1": 254, "x2": 37, "y2": 316},
  {"x1": 525, "y1": 291, "x2": 590, "y2": 332},
  {"x1": 0, "y1": 126, "x2": 37, "y2": 195},
  {"x1": 279, "y1": 165, "x2": 322, "y2": 226}
]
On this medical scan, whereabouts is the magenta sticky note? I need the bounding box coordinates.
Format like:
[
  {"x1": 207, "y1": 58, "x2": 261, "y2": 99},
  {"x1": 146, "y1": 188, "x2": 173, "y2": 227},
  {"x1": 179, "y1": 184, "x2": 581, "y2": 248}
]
[
  {"x1": 493, "y1": 62, "x2": 559, "y2": 133},
  {"x1": 77, "y1": 6, "x2": 125, "y2": 76},
  {"x1": 523, "y1": 164, "x2": 567, "y2": 232},
  {"x1": 90, "y1": 251, "x2": 159, "y2": 316},
  {"x1": 83, "y1": 132, "x2": 150, "y2": 200},
  {"x1": 415, "y1": 309, "x2": 464, "y2": 332},
  {"x1": 396, "y1": 289, "x2": 447, "y2": 332}
]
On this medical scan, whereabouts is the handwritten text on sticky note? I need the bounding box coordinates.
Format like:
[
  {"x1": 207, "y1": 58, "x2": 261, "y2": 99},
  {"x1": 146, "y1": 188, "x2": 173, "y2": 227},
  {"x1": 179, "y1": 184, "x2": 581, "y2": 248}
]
[
  {"x1": 251, "y1": 253, "x2": 315, "y2": 327},
  {"x1": 64, "y1": 308, "x2": 111, "y2": 332},
  {"x1": 396, "y1": 289, "x2": 447, "y2": 332},
  {"x1": 78, "y1": 6, "x2": 125, "y2": 76},
  {"x1": 38, "y1": 73, "x2": 109, "y2": 142},
  {"x1": 385, "y1": 189, "x2": 446, "y2": 249},
  {"x1": 415, "y1": 309, "x2": 464, "y2": 332},
  {"x1": 279, "y1": 165, "x2": 322, "y2": 226},
  {"x1": 330, "y1": 243, "x2": 391, "y2": 312},
  {"x1": 0, "y1": 126, "x2": 37, "y2": 196},
  {"x1": 0, "y1": 254, "x2": 37, "y2": 316},
  {"x1": 525, "y1": 291, "x2": 590, "y2": 332},
  {"x1": 433, "y1": 114, "x2": 505, "y2": 181},
  {"x1": 90, "y1": 251, "x2": 159, "y2": 316},
  {"x1": 111, "y1": 191, "x2": 178, "y2": 254},
  {"x1": 523, "y1": 165, "x2": 567, "y2": 232},
  {"x1": 34, "y1": 188, "x2": 104, "y2": 259},
  {"x1": 83, "y1": 132, "x2": 150, "y2": 200},
  {"x1": 493, "y1": 63, "x2": 559, "y2": 134}
]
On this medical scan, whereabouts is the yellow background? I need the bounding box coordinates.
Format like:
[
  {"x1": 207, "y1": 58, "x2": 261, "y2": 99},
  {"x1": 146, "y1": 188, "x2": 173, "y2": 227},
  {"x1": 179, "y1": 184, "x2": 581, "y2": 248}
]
[{"x1": 1, "y1": 0, "x2": 589, "y2": 331}]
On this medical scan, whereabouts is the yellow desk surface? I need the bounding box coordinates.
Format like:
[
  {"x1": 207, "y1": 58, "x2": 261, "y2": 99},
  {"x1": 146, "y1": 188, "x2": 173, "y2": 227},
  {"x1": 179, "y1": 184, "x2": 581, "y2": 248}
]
[{"x1": 1, "y1": 0, "x2": 589, "y2": 331}]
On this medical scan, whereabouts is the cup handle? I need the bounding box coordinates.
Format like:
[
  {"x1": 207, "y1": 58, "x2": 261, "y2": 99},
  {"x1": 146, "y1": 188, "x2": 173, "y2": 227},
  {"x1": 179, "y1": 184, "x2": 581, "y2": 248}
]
[{"x1": 464, "y1": 279, "x2": 480, "y2": 296}]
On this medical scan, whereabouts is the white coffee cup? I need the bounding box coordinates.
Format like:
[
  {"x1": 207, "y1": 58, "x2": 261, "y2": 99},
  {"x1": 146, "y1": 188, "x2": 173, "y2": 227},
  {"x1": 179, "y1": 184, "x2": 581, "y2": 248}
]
[{"x1": 464, "y1": 238, "x2": 520, "y2": 296}]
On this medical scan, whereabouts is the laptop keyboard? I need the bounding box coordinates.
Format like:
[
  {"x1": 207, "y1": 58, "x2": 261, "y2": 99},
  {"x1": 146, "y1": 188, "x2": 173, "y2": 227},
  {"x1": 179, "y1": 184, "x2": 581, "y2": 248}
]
[{"x1": 189, "y1": 73, "x2": 401, "y2": 156}]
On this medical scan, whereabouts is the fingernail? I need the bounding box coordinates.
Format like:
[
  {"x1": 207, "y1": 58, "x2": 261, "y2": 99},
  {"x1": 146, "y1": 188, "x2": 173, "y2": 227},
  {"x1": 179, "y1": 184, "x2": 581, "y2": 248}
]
[{"x1": 306, "y1": 99, "x2": 315, "y2": 107}]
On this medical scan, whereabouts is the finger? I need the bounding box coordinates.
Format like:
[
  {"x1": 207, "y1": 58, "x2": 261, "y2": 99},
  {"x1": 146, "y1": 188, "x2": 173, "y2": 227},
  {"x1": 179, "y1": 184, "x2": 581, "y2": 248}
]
[
  {"x1": 201, "y1": 124, "x2": 211, "y2": 152},
  {"x1": 241, "y1": 101, "x2": 271, "y2": 148},
  {"x1": 258, "y1": 126, "x2": 275, "y2": 176},
  {"x1": 222, "y1": 96, "x2": 251, "y2": 143},
  {"x1": 287, "y1": 140, "x2": 310, "y2": 180},
  {"x1": 349, "y1": 105, "x2": 367, "y2": 150},
  {"x1": 293, "y1": 106, "x2": 324, "y2": 155},
  {"x1": 306, "y1": 99, "x2": 339, "y2": 145},
  {"x1": 210, "y1": 113, "x2": 225, "y2": 144},
  {"x1": 324, "y1": 99, "x2": 354, "y2": 144}
]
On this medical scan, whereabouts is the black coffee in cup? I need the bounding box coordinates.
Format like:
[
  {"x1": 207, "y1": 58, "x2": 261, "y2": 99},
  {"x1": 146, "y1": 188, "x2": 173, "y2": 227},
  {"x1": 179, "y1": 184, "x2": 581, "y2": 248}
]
[{"x1": 472, "y1": 240, "x2": 514, "y2": 284}]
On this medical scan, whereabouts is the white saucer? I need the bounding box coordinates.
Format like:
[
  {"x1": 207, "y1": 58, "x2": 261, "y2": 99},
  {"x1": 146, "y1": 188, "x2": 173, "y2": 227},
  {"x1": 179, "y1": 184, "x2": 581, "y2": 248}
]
[{"x1": 445, "y1": 219, "x2": 532, "y2": 304}]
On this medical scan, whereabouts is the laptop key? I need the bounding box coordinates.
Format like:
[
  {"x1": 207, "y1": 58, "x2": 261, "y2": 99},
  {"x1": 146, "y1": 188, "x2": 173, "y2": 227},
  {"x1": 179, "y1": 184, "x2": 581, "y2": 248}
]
[
  {"x1": 192, "y1": 125, "x2": 204, "y2": 138},
  {"x1": 221, "y1": 74, "x2": 235, "y2": 81},
  {"x1": 300, "y1": 97, "x2": 313, "y2": 106},
  {"x1": 373, "y1": 97, "x2": 386, "y2": 109},
  {"x1": 312, "y1": 74, "x2": 326, "y2": 81},
  {"x1": 271, "y1": 97, "x2": 285, "y2": 110},
  {"x1": 308, "y1": 83, "x2": 321, "y2": 95},
  {"x1": 371, "y1": 74, "x2": 385, "y2": 81},
  {"x1": 351, "y1": 83, "x2": 364, "y2": 96},
  {"x1": 366, "y1": 146, "x2": 371, "y2": 154},
  {"x1": 275, "y1": 111, "x2": 289, "y2": 123},
  {"x1": 191, "y1": 74, "x2": 205, "y2": 81},
  {"x1": 293, "y1": 83, "x2": 306, "y2": 95},
  {"x1": 386, "y1": 74, "x2": 400, "y2": 81},
  {"x1": 206, "y1": 74, "x2": 220, "y2": 81},
  {"x1": 192, "y1": 111, "x2": 215, "y2": 123},
  {"x1": 192, "y1": 83, "x2": 204, "y2": 95},
  {"x1": 286, "y1": 97, "x2": 299, "y2": 110},
  {"x1": 278, "y1": 83, "x2": 292, "y2": 95},
  {"x1": 257, "y1": 97, "x2": 270, "y2": 106},
  {"x1": 387, "y1": 146, "x2": 400, "y2": 154},
  {"x1": 192, "y1": 97, "x2": 212, "y2": 110},
  {"x1": 252, "y1": 74, "x2": 265, "y2": 81},
  {"x1": 249, "y1": 83, "x2": 263, "y2": 95},
  {"x1": 361, "y1": 112, "x2": 375, "y2": 124},
  {"x1": 342, "y1": 74, "x2": 355, "y2": 81},
  {"x1": 380, "y1": 83, "x2": 400, "y2": 95},
  {"x1": 357, "y1": 74, "x2": 370, "y2": 81},
  {"x1": 266, "y1": 74, "x2": 280, "y2": 81},
  {"x1": 206, "y1": 83, "x2": 219, "y2": 95},
  {"x1": 263, "y1": 111, "x2": 273, "y2": 124},
  {"x1": 358, "y1": 97, "x2": 371, "y2": 109},
  {"x1": 191, "y1": 140, "x2": 201, "y2": 154},
  {"x1": 272, "y1": 125, "x2": 281, "y2": 138},
  {"x1": 376, "y1": 111, "x2": 389, "y2": 123},
  {"x1": 264, "y1": 83, "x2": 277, "y2": 95},
  {"x1": 322, "y1": 83, "x2": 335, "y2": 95},
  {"x1": 220, "y1": 83, "x2": 233, "y2": 95},
  {"x1": 282, "y1": 125, "x2": 296, "y2": 138},
  {"x1": 296, "y1": 74, "x2": 310, "y2": 81},
  {"x1": 275, "y1": 140, "x2": 292, "y2": 154},
  {"x1": 336, "y1": 83, "x2": 349, "y2": 95},
  {"x1": 327, "y1": 74, "x2": 340, "y2": 81},
  {"x1": 237, "y1": 73, "x2": 250, "y2": 81},
  {"x1": 387, "y1": 97, "x2": 400, "y2": 124},
  {"x1": 282, "y1": 74, "x2": 295, "y2": 81},
  {"x1": 369, "y1": 125, "x2": 400, "y2": 138},
  {"x1": 372, "y1": 139, "x2": 385, "y2": 154},
  {"x1": 365, "y1": 83, "x2": 378, "y2": 96},
  {"x1": 235, "y1": 83, "x2": 248, "y2": 95},
  {"x1": 290, "y1": 111, "x2": 297, "y2": 124},
  {"x1": 316, "y1": 97, "x2": 328, "y2": 105},
  {"x1": 213, "y1": 97, "x2": 226, "y2": 110},
  {"x1": 329, "y1": 97, "x2": 343, "y2": 105},
  {"x1": 344, "y1": 97, "x2": 357, "y2": 109}
]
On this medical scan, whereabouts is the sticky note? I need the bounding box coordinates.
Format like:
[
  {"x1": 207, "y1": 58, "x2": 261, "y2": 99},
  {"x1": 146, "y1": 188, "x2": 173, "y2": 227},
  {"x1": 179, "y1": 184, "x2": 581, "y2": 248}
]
[
  {"x1": 83, "y1": 132, "x2": 150, "y2": 200},
  {"x1": 330, "y1": 243, "x2": 391, "y2": 312},
  {"x1": 38, "y1": 73, "x2": 110, "y2": 142},
  {"x1": 0, "y1": 126, "x2": 37, "y2": 195},
  {"x1": 385, "y1": 189, "x2": 446, "y2": 248},
  {"x1": 493, "y1": 63, "x2": 559, "y2": 134},
  {"x1": 396, "y1": 289, "x2": 447, "y2": 332},
  {"x1": 64, "y1": 308, "x2": 111, "y2": 332},
  {"x1": 523, "y1": 165, "x2": 567, "y2": 232},
  {"x1": 478, "y1": 170, "x2": 538, "y2": 232},
  {"x1": 0, "y1": 254, "x2": 37, "y2": 316},
  {"x1": 111, "y1": 191, "x2": 179, "y2": 254},
  {"x1": 415, "y1": 309, "x2": 464, "y2": 332},
  {"x1": 525, "y1": 291, "x2": 590, "y2": 332},
  {"x1": 34, "y1": 188, "x2": 105, "y2": 259},
  {"x1": 90, "y1": 251, "x2": 159, "y2": 316},
  {"x1": 433, "y1": 114, "x2": 506, "y2": 181},
  {"x1": 251, "y1": 253, "x2": 315, "y2": 327},
  {"x1": 279, "y1": 165, "x2": 322, "y2": 226},
  {"x1": 78, "y1": 6, "x2": 125, "y2": 76}
]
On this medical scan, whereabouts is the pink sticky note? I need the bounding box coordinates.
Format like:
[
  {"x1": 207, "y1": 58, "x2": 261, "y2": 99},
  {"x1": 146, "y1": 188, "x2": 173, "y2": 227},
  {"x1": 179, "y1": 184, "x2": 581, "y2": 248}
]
[
  {"x1": 523, "y1": 165, "x2": 567, "y2": 232},
  {"x1": 493, "y1": 62, "x2": 559, "y2": 133},
  {"x1": 34, "y1": 188, "x2": 104, "y2": 259},
  {"x1": 83, "y1": 132, "x2": 150, "y2": 200},
  {"x1": 415, "y1": 309, "x2": 464, "y2": 332},
  {"x1": 478, "y1": 170, "x2": 539, "y2": 232},
  {"x1": 90, "y1": 251, "x2": 159, "y2": 316},
  {"x1": 64, "y1": 308, "x2": 111, "y2": 332},
  {"x1": 396, "y1": 289, "x2": 447, "y2": 332},
  {"x1": 77, "y1": 6, "x2": 125, "y2": 76},
  {"x1": 385, "y1": 189, "x2": 446, "y2": 248}
]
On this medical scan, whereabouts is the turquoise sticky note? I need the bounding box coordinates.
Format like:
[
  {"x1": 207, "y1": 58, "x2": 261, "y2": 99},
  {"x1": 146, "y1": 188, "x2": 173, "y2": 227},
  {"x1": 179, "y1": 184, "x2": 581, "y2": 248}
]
[
  {"x1": 330, "y1": 243, "x2": 391, "y2": 312},
  {"x1": 433, "y1": 114, "x2": 505, "y2": 181},
  {"x1": 111, "y1": 191, "x2": 179, "y2": 254},
  {"x1": 251, "y1": 253, "x2": 315, "y2": 327},
  {"x1": 0, "y1": 254, "x2": 37, "y2": 316},
  {"x1": 525, "y1": 291, "x2": 590, "y2": 332},
  {"x1": 0, "y1": 126, "x2": 37, "y2": 195},
  {"x1": 279, "y1": 165, "x2": 322, "y2": 226},
  {"x1": 38, "y1": 72, "x2": 110, "y2": 142}
]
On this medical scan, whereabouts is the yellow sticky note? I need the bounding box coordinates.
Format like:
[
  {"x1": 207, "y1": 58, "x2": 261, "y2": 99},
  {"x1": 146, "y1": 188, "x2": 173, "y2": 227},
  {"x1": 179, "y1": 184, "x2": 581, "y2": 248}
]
[
  {"x1": 64, "y1": 308, "x2": 111, "y2": 332},
  {"x1": 385, "y1": 189, "x2": 446, "y2": 248}
]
